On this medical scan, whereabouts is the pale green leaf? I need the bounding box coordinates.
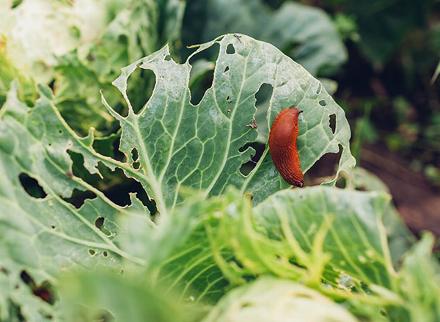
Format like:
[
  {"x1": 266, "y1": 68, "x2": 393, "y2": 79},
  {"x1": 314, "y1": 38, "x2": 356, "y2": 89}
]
[
  {"x1": 252, "y1": 187, "x2": 397, "y2": 288},
  {"x1": 203, "y1": 277, "x2": 359, "y2": 322},
  {"x1": 341, "y1": 167, "x2": 414, "y2": 265}
]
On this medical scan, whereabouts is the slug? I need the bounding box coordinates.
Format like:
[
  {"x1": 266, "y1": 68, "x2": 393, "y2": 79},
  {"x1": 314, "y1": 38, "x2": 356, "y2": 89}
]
[{"x1": 268, "y1": 107, "x2": 304, "y2": 187}]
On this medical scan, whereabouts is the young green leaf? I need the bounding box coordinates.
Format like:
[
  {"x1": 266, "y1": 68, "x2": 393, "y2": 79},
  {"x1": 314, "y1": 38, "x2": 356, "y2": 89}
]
[{"x1": 130, "y1": 186, "x2": 410, "y2": 312}]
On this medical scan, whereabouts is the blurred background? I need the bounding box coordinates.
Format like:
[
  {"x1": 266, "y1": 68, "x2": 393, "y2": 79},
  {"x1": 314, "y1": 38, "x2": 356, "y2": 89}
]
[{"x1": 1, "y1": 0, "x2": 439, "y2": 236}]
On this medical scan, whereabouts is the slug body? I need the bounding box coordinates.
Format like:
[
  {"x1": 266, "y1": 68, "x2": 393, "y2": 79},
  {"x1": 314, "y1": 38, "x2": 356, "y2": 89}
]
[{"x1": 269, "y1": 107, "x2": 304, "y2": 187}]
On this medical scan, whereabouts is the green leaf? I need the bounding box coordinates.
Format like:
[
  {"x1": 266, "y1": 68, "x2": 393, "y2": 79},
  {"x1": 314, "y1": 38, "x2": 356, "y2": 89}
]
[
  {"x1": 184, "y1": 0, "x2": 347, "y2": 76},
  {"x1": 133, "y1": 186, "x2": 410, "y2": 312},
  {"x1": 117, "y1": 188, "x2": 240, "y2": 302},
  {"x1": 202, "y1": 277, "x2": 359, "y2": 322},
  {"x1": 0, "y1": 85, "x2": 148, "y2": 321},
  {"x1": 341, "y1": 167, "x2": 414, "y2": 266},
  {"x1": 106, "y1": 33, "x2": 354, "y2": 211},
  {"x1": 397, "y1": 234, "x2": 440, "y2": 321},
  {"x1": 251, "y1": 187, "x2": 397, "y2": 288},
  {"x1": 59, "y1": 269, "x2": 195, "y2": 322}
]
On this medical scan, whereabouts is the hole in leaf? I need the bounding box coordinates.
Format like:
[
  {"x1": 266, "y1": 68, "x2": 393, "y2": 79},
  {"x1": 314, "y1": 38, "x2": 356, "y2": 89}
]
[
  {"x1": 189, "y1": 43, "x2": 219, "y2": 106},
  {"x1": 254, "y1": 83, "x2": 274, "y2": 139},
  {"x1": 239, "y1": 142, "x2": 264, "y2": 176},
  {"x1": 131, "y1": 148, "x2": 139, "y2": 162},
  {"x1": 20, "y1": 271, "x2": 55, "y2": 304},
  {"x1": 305, "y1": 145, "x2": 343, "y2": 185},
  {"x1": 224, "y1": 66, "x2": 229, "y2": 72},
  {"x1": 95, "y1": 217, "x2": 104, "y2": 229},
  {"x1": 33, "y1": 281, "x2": 55, "y2": 305},
  {"x1": 226, "y1": 44, "x2": 235, "y2": 54},
  {"x1": 127, "y1": 67, "x2": 156, "y2": 115},
  {"x1": 92, "y1": 133, "x2": 124, "y2": 160},
  {"x1": 103, "y1": 251, "x2": 108, "y2": 257},
  {"x1": 51, "y1": 225, "x2": 56, "y2": 229},
  {"x1": 164, "y1": 55, "x2": 172, "y2": 61},
  {"x1": 19, "y1": 173, "x2": 47, "y2": 199},
  {"x1": 316, "y1": 83, "x2": 322, "y2": 95},
  {"x1": 63, "y1": 189, "x2": 97, "y2": 209},
  {"x1": 68, "y1": 151, "x2": 156, "y2": 217},
  {"x1": 102, "y1": 170, "x2": 155, "y2": 213},
  {"x1": 89, "y1": 249, "x2": 96, "y2": 256},
  {"x1": 132, "y1": 161, "x2": 140, "y2": 170},
  {"x1": 255, "y1": 83, "x2": 273, "y2": 107},
  {"x1": 319, "y1": 100, "x2": 327, "y2": 107},
  {"x1": 329, "y1": 114, "x2": 336, "y2": 134},
  {"x1": 94, "y1": 216, "x2": 111, "y2": 236},
  {"x1": 20, "y1": 271, "x2": 35, "y2": 285},
  {"x1": 335, "y1": 175, "x2": 348, "y2": 189}
]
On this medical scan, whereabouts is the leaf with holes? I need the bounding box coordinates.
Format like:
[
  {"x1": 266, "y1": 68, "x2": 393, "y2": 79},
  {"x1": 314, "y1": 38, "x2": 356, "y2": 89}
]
[
  {"x1": 0, "y1": 85, "x2": 149, "y2": 321},
  {"x1": 104, "y1": 33, "x2": 355, "y2": 210}
]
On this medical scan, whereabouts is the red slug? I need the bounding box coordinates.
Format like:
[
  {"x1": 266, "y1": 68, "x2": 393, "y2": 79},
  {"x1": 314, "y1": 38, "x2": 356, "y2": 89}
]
[{"x1": 268, "y1": 107, "x2": 304, "y2": 187}]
